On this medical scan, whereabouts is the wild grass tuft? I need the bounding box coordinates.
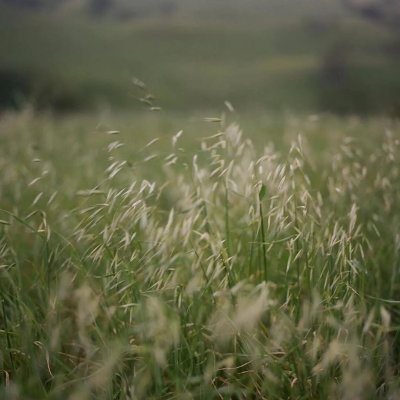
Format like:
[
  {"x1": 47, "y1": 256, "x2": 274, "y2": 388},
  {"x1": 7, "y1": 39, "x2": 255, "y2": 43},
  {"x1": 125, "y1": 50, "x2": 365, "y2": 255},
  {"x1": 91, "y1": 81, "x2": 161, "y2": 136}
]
[{"x1": 0, "y1": 108, "x2": 399, "y2": 398}]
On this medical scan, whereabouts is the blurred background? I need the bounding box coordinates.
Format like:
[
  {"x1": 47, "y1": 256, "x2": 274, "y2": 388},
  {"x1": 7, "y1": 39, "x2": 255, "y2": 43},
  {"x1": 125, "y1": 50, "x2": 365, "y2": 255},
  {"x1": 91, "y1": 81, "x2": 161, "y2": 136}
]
[{"x1": 1, "y1": 0, "x2": 400, "y2": 117}]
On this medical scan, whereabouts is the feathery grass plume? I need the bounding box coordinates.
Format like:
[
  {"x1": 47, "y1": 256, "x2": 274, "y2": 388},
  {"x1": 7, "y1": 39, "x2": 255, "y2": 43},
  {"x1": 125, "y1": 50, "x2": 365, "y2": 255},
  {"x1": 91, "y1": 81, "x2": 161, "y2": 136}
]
[{"x1": 0, "y1": 109, "x2": 399, "y2": 398}]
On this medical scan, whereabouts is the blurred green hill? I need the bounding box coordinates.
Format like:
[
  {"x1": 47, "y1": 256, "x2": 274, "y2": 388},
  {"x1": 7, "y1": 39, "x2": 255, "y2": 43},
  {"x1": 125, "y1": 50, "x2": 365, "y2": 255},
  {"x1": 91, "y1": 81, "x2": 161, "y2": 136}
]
[{"x1": 1, "y1": 0, "x2": 400, "y2": 115}]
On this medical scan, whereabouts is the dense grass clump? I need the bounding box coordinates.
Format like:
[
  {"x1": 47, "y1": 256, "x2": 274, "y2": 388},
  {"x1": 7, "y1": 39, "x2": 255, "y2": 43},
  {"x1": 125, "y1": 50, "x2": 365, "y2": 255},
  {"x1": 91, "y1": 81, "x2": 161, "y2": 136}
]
[{"x1": 0, "y1": 109, "x2": 400, "y2": 398}]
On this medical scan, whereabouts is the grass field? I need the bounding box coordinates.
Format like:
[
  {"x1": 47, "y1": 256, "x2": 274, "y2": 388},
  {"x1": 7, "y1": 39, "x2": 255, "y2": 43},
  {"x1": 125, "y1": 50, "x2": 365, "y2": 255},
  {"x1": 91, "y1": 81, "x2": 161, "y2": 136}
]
[
  {"x1": 0, "y1": 106, "x2": 400, "y2": 398},
  {"x1": 1, "y1": 1, "x2": 400, "y2": 398}
]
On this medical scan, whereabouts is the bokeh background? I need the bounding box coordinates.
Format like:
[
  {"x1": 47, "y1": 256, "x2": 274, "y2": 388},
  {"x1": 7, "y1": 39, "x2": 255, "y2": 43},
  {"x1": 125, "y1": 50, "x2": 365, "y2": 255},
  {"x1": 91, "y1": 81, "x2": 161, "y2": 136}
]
[{"x1": 1, "y1": 0, "x2": 400, "y2": 117}]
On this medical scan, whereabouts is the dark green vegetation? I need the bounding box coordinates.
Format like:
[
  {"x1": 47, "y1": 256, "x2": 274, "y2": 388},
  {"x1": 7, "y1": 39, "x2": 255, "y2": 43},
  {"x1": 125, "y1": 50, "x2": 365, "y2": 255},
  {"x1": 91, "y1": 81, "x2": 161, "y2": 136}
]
[
  {"x1": 1, "y1": 1, "x2": 400, "y2": 115},
  {"x1": 0, "y1": 108, "x2": 400, "y2": 398}
]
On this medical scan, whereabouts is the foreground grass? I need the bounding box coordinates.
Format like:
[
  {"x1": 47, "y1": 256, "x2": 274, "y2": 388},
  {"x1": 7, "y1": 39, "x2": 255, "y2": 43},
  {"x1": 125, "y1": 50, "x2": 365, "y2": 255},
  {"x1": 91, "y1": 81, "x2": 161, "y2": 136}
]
[{"x1": 0, "y1": 109, "x2": 400, "y2": 398}]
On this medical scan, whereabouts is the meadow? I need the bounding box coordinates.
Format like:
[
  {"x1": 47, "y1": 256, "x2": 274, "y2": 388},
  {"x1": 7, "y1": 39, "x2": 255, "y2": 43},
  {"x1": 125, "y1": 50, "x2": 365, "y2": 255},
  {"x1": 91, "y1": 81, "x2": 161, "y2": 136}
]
[
  {"x1": 0, "y1": 106, "x2": 400, "y2": 398},
  {"x1": 1, "y1": 1, "x2": 400, "y2": 398}
]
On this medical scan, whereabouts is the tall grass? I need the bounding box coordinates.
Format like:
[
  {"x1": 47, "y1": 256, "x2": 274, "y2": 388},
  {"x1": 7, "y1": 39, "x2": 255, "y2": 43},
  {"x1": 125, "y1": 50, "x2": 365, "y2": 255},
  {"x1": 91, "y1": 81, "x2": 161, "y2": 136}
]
[{"x1": 0, "y1": 108, "x2": 399, "y2": 398}]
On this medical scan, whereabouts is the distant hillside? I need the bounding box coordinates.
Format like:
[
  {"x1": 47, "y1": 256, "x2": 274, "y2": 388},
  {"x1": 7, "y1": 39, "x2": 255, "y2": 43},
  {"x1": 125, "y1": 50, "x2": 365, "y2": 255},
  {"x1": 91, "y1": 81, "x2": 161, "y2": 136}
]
[
  {"x1": 0, "y1": 0, "x2": 346, "y2": 21},
  {"x1": 1, "y1": 0, "x2": 399, "y2": 115}
]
